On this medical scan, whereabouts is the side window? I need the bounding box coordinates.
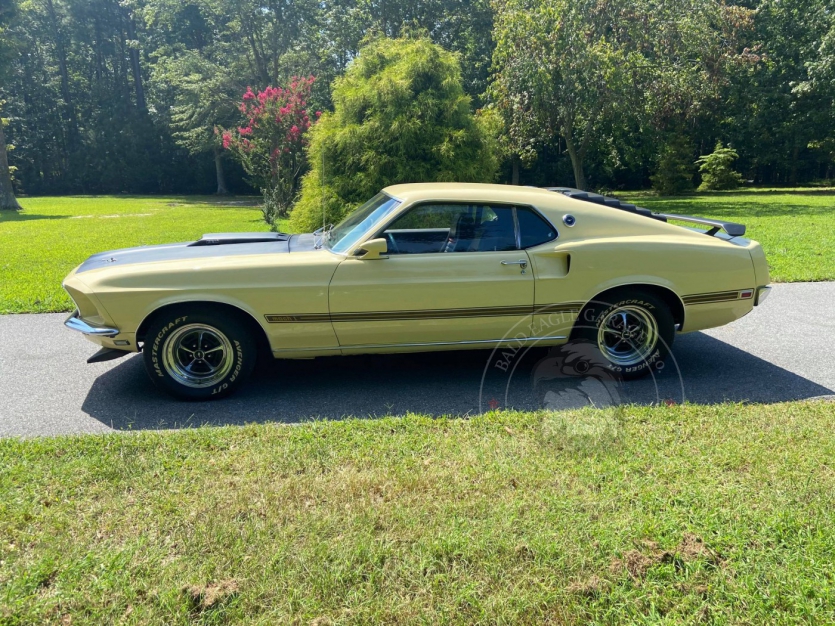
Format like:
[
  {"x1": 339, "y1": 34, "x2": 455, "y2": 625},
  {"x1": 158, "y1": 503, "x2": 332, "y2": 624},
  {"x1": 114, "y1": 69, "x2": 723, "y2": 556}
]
[
  {"x1": 382, "y1": 204, "x2": 517, "y2": 254},
  {"x1": 517, "y1": 207, "x2": 557, "y2": 248}
]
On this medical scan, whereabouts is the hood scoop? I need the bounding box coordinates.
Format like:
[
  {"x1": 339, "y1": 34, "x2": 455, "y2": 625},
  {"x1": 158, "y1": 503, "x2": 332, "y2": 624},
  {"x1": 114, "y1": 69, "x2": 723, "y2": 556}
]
[{"x1": 189, "y1": 232, "x2": 291, "y2": 246}]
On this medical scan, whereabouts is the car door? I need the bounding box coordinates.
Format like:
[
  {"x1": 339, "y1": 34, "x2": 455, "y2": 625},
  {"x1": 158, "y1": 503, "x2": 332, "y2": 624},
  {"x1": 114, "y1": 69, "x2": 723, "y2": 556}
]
[{"x1": 328, "y1": 203, "x2": 535, "y2": 348}]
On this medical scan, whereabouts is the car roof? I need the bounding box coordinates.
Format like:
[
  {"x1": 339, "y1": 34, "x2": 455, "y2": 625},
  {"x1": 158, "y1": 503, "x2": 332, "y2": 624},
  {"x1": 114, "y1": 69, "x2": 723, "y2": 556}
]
[
  {"x1": 378, "y1": 182, "x2": 712, "y2": 243},
  {"x1": 382, "y1": 182, "x2": 563, "y2": 207}
]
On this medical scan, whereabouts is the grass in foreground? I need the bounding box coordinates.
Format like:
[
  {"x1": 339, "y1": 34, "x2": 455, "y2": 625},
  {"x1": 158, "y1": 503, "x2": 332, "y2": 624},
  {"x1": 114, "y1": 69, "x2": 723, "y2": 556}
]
[
  {"x1": 626, "y1": 188, "x2": 835, "y2": 283},
  {"x1": 2, "y1": 402, "x2": 834, "y2": 624},
  {"x1": 0, "y1": 196, "x2": 279, "y2": 314}
]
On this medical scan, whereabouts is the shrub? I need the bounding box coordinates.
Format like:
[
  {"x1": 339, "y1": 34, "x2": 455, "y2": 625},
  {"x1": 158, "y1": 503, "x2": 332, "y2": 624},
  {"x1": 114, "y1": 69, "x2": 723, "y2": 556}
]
[
  {"x1": 695, "y1": 142, "x2": 744, "y2": 191},
  {"x1": 290, "y1": 36, "x2": 498, "y2": 232},
  {"x1": 651, "y1": 136, "x2": 695, "y2": 195}
]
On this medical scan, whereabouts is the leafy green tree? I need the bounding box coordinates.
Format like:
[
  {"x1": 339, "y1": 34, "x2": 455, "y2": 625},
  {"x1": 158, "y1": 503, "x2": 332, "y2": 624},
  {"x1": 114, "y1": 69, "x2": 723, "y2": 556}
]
[
  {"x1": 720, "y1": 0, "x2": 834, "y2": 184},
  {"x1": 151, "y1": 52, "x2": 240, "y2": 194},
  {"x1": 291, "y1": 36, "x2": 497, "y2": 232},
  {"x1": 696, "y1": 142, "x2": 744, "y2": 190},
  {"x1": 2, "y1": 0, "x2": 835, "y2": 195},
  {"x1": 479, "y1": 99, "x2": 537, "y2": 185},
  {"x1": 491, "y1": 0, "x2": 752, "y2": 190},
  {"x1": 307, "y1": 0, "x2": 495, "y2": 103}
]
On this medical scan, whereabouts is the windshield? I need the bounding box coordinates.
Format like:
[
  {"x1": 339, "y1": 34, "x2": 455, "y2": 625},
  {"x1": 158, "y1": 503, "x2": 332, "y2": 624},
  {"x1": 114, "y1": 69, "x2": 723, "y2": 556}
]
[{"x1": 327, "y1": 192, "x2": 402, "y2": 254}]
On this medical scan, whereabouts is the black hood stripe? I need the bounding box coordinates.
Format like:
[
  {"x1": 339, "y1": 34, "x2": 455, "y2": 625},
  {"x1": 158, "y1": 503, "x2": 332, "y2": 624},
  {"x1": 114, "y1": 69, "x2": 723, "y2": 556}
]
[{"x1": 76, "y1": 233, "x2": 319, "y2": 274}]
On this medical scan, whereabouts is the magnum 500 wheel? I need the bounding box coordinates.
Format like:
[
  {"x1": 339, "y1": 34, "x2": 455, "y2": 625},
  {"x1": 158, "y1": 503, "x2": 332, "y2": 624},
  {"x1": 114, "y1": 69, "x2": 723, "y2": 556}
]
[
  {"x1": 572, "y1": 289, "x2": 675, "y2": 380},
  {"x1": 143, "y1": 309, "x2": 256, "y2": 400}
]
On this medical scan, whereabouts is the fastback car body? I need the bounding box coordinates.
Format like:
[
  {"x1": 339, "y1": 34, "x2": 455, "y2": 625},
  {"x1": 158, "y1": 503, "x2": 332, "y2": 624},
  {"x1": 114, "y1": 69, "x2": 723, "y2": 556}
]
[{"x1": 63, "y1": 183, "x2": 771, "y2": 399}]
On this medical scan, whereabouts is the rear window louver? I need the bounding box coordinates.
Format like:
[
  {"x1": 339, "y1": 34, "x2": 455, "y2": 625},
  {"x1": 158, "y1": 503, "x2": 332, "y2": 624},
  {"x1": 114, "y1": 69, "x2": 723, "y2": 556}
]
[{"x1": 544, "y1": 187, "x2": 745, "y2": 238}]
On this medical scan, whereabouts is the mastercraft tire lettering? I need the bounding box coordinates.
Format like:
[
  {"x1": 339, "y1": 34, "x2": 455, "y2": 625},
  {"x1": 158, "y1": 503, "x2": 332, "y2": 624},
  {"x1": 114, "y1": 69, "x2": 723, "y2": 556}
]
[
  {"x1": 572, "y1": 290, "x2": 675, "y2": 381},
  {"x1": 142, "y1": 309, "x2": 256, "y2": 400},
  {"x1": 150, "y1": 316, "x2": 187, "y2": 377}
]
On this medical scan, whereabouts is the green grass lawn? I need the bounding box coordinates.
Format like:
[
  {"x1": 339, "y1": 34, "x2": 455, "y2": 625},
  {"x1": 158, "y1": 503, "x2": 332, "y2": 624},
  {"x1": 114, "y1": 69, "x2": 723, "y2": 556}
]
[
  {"x1": 1, "y1": 189, "x2": 833, "y2": 314},
  {"x1": 2, "y1": 402, "x2": 834, "y2": 624},
  {"x1": 625, "y1": 189, "x2": 835, "y2": 284},
  {"x1": 0, "y1": 196, "x2": 278, "y2": 314}
]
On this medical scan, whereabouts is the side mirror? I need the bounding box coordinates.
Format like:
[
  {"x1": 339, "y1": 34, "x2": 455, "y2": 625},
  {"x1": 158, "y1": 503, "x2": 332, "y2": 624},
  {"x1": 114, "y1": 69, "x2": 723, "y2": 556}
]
[{"x1": 356, "y1": 238, "x2": 389, "y2": 260}]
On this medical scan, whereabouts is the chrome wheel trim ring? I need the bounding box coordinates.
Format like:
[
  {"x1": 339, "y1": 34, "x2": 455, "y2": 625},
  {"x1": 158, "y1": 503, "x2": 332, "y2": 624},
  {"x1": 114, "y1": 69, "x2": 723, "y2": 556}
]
[
  {"x1": 162, "y1": 324, "x2": 234, "y2": 388},
  {"x1": 596, "y1": 305, "x2": 659, "y2": 367}
]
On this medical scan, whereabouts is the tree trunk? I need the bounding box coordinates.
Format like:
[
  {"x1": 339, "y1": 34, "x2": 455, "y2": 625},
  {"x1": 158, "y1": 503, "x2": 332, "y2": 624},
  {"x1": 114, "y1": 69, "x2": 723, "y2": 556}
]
[
  {"x1": 214, "y1": 148, "x2": 229, "y2": 195},
  {"x1": 563, "y1": 134, "x2": 587, "y2": 190},
  {"x1": 511, "y1": 154, "x2": 520, "y2": 185},
  {"x1": 790, "y1": 144, "x2": 799, "y2": 186},
  {"x1": 0, "y1": 122, "x2": 22, "y2": 211},
  {"x1": 239, "y1": 11, "x2": 269, "y2": 85},
  {"x1": 45, "y1": 0, "x2": 77, "y2": 149},
  {"x1": 93, "y1": 15, "x2": 104, "y2": 82},
  {"x1": 123, "y1": 8, "x2": 146, "y2": 112}
]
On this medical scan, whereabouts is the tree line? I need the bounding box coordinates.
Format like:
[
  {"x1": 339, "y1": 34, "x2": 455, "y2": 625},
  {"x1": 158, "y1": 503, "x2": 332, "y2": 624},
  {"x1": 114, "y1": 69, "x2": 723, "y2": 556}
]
[{"x1": 0, "y1": 0, "x2": 833, "y2": 208}]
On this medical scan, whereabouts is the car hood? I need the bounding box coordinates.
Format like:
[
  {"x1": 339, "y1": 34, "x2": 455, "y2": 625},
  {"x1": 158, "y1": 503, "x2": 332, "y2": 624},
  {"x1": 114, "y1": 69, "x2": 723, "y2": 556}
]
[{"x1": 75, "y1": 232, "x2": 319, "y2": 274}]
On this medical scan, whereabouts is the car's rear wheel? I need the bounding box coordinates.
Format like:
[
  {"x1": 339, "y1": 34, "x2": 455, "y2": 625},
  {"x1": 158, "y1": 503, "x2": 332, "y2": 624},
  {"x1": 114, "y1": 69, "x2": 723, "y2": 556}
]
[
  {"x1": 572, "y1": 289, "x2": 675, "y2": 380},
  {"x1": 142, "y1": 309, "x2": 256, "y2": 400}
]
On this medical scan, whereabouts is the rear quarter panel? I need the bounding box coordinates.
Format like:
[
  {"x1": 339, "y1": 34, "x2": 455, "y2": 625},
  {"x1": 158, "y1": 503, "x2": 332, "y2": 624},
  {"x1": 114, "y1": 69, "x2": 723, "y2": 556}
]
[{"x1": 528, "y1": 201, "x2": 758, "y2": 336}]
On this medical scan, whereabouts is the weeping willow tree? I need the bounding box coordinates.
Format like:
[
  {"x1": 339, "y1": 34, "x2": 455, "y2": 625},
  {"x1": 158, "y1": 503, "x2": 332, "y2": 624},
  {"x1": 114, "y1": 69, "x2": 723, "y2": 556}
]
[{"x1": 290, "y1": 36, "x2": 497, "y2": 232}]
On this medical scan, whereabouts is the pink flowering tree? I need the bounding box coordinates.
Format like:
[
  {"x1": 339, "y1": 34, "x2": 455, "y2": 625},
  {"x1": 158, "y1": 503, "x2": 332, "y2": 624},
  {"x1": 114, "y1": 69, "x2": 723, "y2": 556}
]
[{"x1": 220, "y1": 77, "x2": 319, "y2": 227}]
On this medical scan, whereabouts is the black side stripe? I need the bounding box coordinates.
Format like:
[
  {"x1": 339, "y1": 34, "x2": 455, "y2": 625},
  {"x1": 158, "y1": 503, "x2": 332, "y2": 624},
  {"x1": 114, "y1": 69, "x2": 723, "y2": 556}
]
[
  {"x1": 265, "y1": 303, "x2": 583, "y2": 324},
  {"x1": 682, "y1": 289, "x2": 753, "y2": 305},
  {"x1": 536, "y1": 302, "x2": 584, "y2": 315},
  {"x1": 265, "y1": 291, "x2": 747, "y2": 324}
]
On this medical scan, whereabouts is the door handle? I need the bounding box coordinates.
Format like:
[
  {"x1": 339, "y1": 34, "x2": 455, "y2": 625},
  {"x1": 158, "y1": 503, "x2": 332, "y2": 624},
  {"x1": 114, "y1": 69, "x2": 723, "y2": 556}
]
[{"x1": 501, "y1": 259, "x2": 528, "y2": 274}]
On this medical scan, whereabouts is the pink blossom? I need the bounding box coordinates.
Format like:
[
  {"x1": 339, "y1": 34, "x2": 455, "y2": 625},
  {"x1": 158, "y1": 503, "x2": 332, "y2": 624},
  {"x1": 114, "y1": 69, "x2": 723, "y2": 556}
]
[{"x1": 227, "y1": 78, "x2": 316, "y2": 158}]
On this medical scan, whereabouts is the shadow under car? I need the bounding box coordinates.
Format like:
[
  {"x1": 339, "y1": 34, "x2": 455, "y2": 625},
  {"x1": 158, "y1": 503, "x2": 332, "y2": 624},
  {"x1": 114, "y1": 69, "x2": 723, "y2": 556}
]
[{"x1": 81, "y1": 331, "x2": 834, "y2": 431}]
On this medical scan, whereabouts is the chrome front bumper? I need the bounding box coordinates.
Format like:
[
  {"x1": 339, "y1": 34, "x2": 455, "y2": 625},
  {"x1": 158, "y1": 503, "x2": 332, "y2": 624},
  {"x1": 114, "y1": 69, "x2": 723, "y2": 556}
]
[{"x1": 64, "y1": 311, "x2": 120, "y2": 337}]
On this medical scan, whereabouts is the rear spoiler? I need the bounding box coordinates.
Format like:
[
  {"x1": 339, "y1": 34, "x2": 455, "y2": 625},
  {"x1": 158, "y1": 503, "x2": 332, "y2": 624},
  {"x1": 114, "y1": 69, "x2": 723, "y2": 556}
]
[
  {"x1": 544, "y1": 187, "x2": 746, "y2": 238},
  {"x1": 652, "y1": 213, "x2": 745, "y2": 237}
]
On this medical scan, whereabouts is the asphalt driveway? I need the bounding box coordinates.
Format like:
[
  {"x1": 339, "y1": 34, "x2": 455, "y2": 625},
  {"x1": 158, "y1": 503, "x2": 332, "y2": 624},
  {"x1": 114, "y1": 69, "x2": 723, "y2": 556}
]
[{"x1": 1, "y1": 282, "x2": 833, "y2": 437}]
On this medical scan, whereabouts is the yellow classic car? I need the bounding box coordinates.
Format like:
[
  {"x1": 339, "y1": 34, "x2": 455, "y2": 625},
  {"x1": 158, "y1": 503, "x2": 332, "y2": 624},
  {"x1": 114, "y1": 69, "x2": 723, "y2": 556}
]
[{"x1": 62, "y1": 183, "x2": 771, "y2": 400}]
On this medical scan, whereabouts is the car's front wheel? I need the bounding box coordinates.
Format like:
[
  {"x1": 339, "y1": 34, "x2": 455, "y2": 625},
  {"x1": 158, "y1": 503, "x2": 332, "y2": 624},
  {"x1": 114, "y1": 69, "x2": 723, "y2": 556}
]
[
  {"x1": 142, "y1": 308, "x2": 256, "y2": 400},
  {"x1": 572, "y1": 289, "x2": 675, "y2": 380}
]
